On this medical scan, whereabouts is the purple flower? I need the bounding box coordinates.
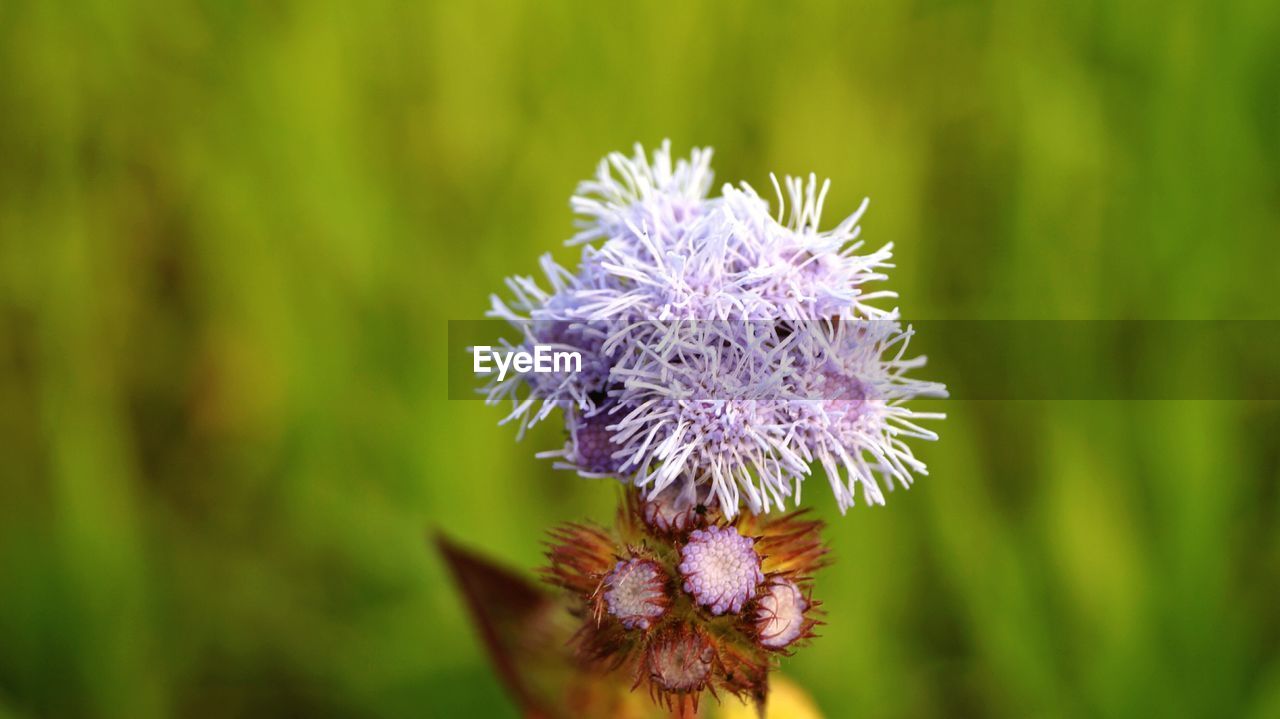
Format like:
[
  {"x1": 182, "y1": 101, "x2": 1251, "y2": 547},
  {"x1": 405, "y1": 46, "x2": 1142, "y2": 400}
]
[
  {"x1": 570, "y1": 140, "x2": 715, "y2": 249},
  {"x1": 606, "y1": 322, "x2": 811, "y2": 516},
  {"x1": 792, "y1": 319, "x2": 948, "y2": 511},
  {"x1": 487, "y1": 141, "x2": 945, "y2": 516},
  {"x1": 678, "y1": 525, "x2": 764, "y2": 615},
  {"x1": 538, "y1": 405, "x2": 624, "y2": 478}
]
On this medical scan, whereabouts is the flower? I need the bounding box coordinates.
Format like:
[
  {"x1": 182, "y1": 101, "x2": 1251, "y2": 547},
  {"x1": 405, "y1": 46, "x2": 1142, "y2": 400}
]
[
  {"x1": 790, "y1": 319, "x2": 948, "y2": 511},
  {"x1": 489, "y1": 143, "x2": 947, "y2": 714},
  {"x1": 641, "y1": 481, "x2": 707, "y2": 534},
  {"x1": 678, "y1": 525, "x2": 764, "y2": 615},
  {"x1": 538, "y1": 405, "x2": 625, "y2": 478},
  {"x1": 602, "y1": 558, "x2": 669, "y2": 630},
  {"x1": 754, "y1": 578, "x2": 808, "y2": 649},
  {"x1": 646, "y1": 626, "x2": 714, "y2": 693},
  {"x1": 542, "y1": 488, "x2": 825, "y2": 712},
  {"x1": 569, "y1": 140, "x2": 716, "y2": 248},
  {"x1": 487, "y1": 141, "x2": 945, "y2": 516},
  {"x1": 607, "y1": 322, "x2": 810, "y2": 516}
]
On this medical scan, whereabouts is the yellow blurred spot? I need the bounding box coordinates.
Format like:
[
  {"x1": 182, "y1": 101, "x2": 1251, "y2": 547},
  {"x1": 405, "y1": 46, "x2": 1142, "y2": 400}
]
[{"x1": 714, "y1": 675, "x2": 824, "y2": 719}]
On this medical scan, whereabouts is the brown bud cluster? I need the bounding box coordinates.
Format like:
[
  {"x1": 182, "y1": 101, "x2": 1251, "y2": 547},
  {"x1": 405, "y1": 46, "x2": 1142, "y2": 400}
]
[{"x1": 541, "y1": 485, "x2": 828, "y2": 714}]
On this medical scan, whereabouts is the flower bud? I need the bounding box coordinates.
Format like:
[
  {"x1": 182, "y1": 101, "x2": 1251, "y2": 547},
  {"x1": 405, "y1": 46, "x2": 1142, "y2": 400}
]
[
  {"x1": 754, "y1": 577, "x2": 808, "y2": 649},
  {"x1": 678, "y1": 525, "x2": 763, "y2": 615},
  {"x1": 602, "y1": 558, "x2": 668, "y2": 630},
  {"x1": 647, "y1": 627, "x2": 713, "y2": 693}
]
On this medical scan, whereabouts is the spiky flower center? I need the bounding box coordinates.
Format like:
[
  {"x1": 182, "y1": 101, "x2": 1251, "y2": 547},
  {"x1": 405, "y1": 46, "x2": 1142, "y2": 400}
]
[
  {"x1": 754, "y1": 578, "x2": 807, "y2": 648},
  {"x1": 603, "y1": 558, "x2": 668, "y2": 629},
  {"x1": 678, "y1": 525, "x2": 763, "y2": 615}
]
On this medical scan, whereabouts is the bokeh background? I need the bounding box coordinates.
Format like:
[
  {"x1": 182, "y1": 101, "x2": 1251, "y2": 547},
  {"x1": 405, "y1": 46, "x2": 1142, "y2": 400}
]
[{"x1": 2, "y1": 1, "x2": 1279, "y2": 717}]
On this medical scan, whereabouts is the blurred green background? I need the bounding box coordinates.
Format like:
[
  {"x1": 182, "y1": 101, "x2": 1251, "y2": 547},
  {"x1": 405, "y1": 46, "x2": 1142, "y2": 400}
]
[{"x1": 2, "y1": 1, "x2": 1279, "y2": 717}]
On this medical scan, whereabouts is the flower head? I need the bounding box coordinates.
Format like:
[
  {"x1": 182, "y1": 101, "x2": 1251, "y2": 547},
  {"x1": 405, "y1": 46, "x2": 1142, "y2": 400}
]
[
  {"x1": 646, "y1": 626, "x2": 714, "y2": 693},
  {"x1": 601, "y1": 558, "x2": 668, "y2": 630},
  {"x1": 570, "y1": 140, "x2": 715, "y2": 248},
  {"x1": 754, "y1": 578, "x2": 808, "y2": 649},
  {"x1": 541, "y1": 488, "x2": 825, "y2": 712},
  {"x1": 488, "y1": 142, "x2": 945, "y2": 715},
  {"x1": 539, "y1": 406, "x2": 624, "y2": 477},
  {"x1": 679, "y1": 525, "x2": 764, "y2": 615},
  {"x1": 641, "y1": 480, "x2": 707, "y2": 535},
  {"x1": 795, "y1": 319, "x2": 948, "y2": 511},
  {"x1": 488, "y1": 141, "x2": 945, "y2": 516}
]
